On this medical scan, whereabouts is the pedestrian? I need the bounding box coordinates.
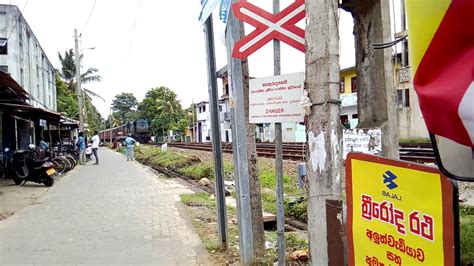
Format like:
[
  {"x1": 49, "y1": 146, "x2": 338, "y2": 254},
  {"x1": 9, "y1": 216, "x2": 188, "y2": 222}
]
[
  {"x1": 91, "y1": 130, "x2": 100, "y2": 165},
  {"x1": 125, "y1": 133, "x2": 136, "y2": 161},
  {"x1": 77, "y1": 132, "x2": 86, "y2": 165},
  {"x1": 37, "y1": 137, "x2": 49, "y2": 150}
]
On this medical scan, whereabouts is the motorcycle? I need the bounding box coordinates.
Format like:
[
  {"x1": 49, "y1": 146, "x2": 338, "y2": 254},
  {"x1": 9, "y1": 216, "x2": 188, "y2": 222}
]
[{"x1": 8, "y1": 145, "x2": 56, "y2": 187}]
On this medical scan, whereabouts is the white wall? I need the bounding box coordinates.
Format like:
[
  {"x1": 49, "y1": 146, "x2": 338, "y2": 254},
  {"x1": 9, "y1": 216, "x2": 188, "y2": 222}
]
[{"x1": 0, "y1": 5, "x2": 56, "y2": 111}]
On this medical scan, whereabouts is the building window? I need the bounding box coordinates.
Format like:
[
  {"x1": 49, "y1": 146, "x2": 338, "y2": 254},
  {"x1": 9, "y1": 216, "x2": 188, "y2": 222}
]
[
  {"x1": 397, "y1": 89, "x2": 410, "y2": 108},
  {"x1": 203, "y1": 105, "x2": 206, "y2": 112},
  {"x1": 0, "y1": 38, "x2": 7, "y2": 55},
  {"x1": 340, "y1": 78, "x2": 345, "y2": 93},
  {"x1": 0, "y1": 65, "x2": 8, "y2": 73},
  {"x1": 352, "y1": 114, "x2": 358, "y2": 119},
  {"x1": 351, "y1": 77, "x2": 357, "y2": 93},
  {"x1": 219, "y1": 105, "x2": 222, "y2": 112}
]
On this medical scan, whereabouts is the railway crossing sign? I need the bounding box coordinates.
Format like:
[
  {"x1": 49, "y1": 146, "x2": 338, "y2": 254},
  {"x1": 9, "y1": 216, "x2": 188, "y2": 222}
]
[{"x1": 232, "y1": 0, "x2": 305, "y2": 59}]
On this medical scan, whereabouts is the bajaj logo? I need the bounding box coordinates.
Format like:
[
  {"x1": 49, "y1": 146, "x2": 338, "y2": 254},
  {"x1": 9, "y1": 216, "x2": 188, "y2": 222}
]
[{"x1": 383, "y1": 171, "x2": 398, "y2": 190}]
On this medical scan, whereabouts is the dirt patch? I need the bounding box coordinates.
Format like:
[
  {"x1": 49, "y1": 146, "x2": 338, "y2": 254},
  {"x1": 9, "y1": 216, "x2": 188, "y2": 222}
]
[{"x1": 0, "y1": 175, "x2": 64, "y2": 222}]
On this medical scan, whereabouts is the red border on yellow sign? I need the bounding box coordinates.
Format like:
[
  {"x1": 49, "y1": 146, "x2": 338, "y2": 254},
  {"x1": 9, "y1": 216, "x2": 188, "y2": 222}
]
[{"x1": 346, "y1": 152, "x2": 455, "y2": 265}]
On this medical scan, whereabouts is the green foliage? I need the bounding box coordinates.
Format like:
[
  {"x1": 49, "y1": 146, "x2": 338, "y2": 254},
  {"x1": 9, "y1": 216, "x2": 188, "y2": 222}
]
[
  {"x1": 179, "y1": 162, "x2": 214, "y2": 181},
  {"x1": 181, "y1": 193, "x2": 216, "y2": 208},
  {"x1": 399, "y1": 137, "x2": 431, "y2": 144},
  {"x1": 285, "y1": 197, "x2": 307, "y2": 222},
  {"x1": 138, "y1": 87, "x2": 185, "y2": 136},
  {"x1": 57, "y1": 48, "x2": 103, "y2": 132},
  {"x1": 56, "y1": 75, "x2": 78, "y2": 119},
  {"x1": 460, "y1": 204, "x2": 474, "y2": 264},
  {"x1": 111, "y1": 92, "x2": 138, "y2": 125}
]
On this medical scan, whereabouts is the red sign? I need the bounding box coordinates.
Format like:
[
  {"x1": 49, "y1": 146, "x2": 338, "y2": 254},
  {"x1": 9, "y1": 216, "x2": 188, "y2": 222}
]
[{"x1": 232, "y1": 0, "x2": 305, "y2": 59}]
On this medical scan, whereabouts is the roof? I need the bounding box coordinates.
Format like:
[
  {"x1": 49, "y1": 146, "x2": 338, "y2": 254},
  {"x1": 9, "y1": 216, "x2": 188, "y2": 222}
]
[
  {"x1": 216, "y1": 65, "x2": 227, "y2": 79},
  {"x1": 340, "y1": 66, "x2": 356, "y2": 73},
  {"x1": 0, "y1": 71, "x2": 29, "y2": 102},
  {"x1": 0, "y1": 102, "x2": 60, "y2": 120}
]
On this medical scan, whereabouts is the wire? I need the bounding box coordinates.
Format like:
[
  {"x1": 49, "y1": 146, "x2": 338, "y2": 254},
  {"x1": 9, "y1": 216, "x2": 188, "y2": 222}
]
[
  {"x1": 126, "y1": 0, "x2": 142, "y2": 64},
  {"x1": 80, "y1": 0, "x2": 97, "y2": 36},
  {"x1": 5, "y1": 0, "x2": 30, "y2": 43}
]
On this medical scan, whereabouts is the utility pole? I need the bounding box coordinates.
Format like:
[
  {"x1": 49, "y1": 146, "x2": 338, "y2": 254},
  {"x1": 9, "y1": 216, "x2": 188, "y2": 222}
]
[
  {"x1": 341, "y1": 0, "x2": 399, "y2": 159},
  {"x1": 203, "y1": 14, "x2": 228, "y2": 249},
  {"x1": 273, "y1": 0, "x2": 285, "y2": 264},
  {"x1": 225, "y1": 5, "x2": 255, "y2": 264},
  {"x1": 305, "y1": 0, "x2": 344, "y2": 265},
  {"x1": 74, "y1": 29, "x2": 84, "y2": 132}
]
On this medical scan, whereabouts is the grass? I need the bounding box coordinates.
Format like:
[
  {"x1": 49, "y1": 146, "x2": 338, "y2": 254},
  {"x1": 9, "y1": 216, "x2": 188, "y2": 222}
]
[
  {"x1": 180, "y1": 193, "x2": 308, "y2": 264},
  {"x1": 460, "y1": 204, "x2": 474, "y2": 265},
  {"x1": 399, "y1": 137, "x2": 431, "y2": 143}
]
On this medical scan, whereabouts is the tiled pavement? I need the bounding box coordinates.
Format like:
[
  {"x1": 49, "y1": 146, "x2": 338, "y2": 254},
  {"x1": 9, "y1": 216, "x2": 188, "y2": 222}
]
[{"x1": 0, "y1": 148, "x2": 210, "y2": 265}]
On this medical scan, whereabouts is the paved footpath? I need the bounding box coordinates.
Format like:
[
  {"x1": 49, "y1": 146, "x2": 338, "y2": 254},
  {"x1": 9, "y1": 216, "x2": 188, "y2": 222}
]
[{"x1": 0, "y1": 148, "x2": 210, "y2": 265}]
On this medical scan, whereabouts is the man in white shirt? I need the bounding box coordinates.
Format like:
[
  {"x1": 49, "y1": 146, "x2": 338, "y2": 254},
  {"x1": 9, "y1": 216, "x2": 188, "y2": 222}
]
[{"x1": 91, "y1": 131, "x2": 100, "y2": 165}]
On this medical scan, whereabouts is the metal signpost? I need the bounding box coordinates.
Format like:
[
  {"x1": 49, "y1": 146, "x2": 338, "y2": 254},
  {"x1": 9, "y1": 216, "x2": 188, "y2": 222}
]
[
  {"x1": 226, "y1": 8, "x2": 255, "y2": 263},
  {"x1": 345, "y1": 152, "x2": 458, "y2": 265},
  {"x1": 231, "y1": 0, "x2": 305, "y2": 263},
  {"x1": 201, "y1": 3, "x2": 228, "y2": 248}
]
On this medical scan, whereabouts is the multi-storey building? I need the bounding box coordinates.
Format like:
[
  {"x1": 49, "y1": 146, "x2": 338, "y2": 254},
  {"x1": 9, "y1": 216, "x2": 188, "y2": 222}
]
[
  {"x1": 0, "y1": 5, "x2": 59, "y2": 151},
  {"x1": 0, "y1": 4, "x2": 56, "y2": 111}
]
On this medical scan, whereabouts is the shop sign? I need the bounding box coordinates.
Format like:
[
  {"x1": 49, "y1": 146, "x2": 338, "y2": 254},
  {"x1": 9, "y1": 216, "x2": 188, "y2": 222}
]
[{"x1": 346, "y1": 153, "x2": 457, "y2": 266}]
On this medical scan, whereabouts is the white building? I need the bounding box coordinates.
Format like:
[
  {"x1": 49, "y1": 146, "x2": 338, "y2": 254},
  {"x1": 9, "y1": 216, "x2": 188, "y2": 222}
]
[
  {"x1": 0, "y1": 4, "x2": 56, "y2": 111},
  {"x1": 194, "y1": 99, "x2": 232, "y2": 143}
]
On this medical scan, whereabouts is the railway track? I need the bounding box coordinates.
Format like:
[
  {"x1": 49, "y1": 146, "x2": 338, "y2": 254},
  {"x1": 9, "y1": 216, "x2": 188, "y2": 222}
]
[{"x1": 158, "y1": 142, "x2": 436, "y2": 164}]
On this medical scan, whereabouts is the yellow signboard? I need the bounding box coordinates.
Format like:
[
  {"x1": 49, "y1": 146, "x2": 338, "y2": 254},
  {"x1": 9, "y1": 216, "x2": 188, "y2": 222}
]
[{"x1": 346, "y1": 153, "x2": 456, "y2": 266}]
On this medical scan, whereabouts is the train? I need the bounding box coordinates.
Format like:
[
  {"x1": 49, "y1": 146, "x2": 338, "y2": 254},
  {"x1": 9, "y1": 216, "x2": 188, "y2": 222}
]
[{"x1": 100, "y1": 118, "x2": 151, "y2": 144}]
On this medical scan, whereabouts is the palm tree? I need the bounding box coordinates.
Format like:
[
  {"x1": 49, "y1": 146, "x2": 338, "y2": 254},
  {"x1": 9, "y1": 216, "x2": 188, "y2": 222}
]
[
  {"x1": 155, "y1": 89, "x2": 183, "y2": 139},
  {"x1": 58, "y1": 49, "x2": 103, "y2": 98}
]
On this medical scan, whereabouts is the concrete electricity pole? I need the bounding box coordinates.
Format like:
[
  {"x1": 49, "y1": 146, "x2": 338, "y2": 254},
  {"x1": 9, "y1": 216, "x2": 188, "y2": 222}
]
[
  {"x1": 74, "y1": 29, "x2": 85, "y2": 132},
  {"x1": 305, "y1": 0, "x2": 344, "y2": 265},
  {"x1": 341, "y1": 0, "x2": 399, "y2": 158}
]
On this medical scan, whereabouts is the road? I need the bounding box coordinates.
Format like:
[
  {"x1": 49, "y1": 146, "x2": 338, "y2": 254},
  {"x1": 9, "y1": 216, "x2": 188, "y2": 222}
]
[{"x1": 0, "y1": 148, "x2": 210, "y2": 265}]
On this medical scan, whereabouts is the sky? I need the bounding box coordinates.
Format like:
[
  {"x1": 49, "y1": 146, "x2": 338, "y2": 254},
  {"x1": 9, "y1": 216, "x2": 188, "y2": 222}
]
[{"x1": 0, "y1": 0, "x2": 366, "y2": 117}]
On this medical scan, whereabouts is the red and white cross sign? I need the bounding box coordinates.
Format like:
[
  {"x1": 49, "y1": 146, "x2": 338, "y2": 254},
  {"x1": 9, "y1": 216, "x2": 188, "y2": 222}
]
[{"x1": 232, "y1": 0, "x2": 305, "y2": 59}]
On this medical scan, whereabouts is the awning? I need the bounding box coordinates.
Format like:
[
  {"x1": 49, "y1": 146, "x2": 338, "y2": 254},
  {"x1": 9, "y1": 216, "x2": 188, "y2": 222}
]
[
  {"x1": 0, "y1": 102, "x2": 60, "y2": 120},
  {"x1": 0, "y1": 71, "x2": 29, "y2": 103}
]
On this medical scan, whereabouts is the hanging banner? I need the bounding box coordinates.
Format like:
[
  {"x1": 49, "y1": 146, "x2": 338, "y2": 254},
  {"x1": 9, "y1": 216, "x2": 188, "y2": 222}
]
[
  {"x1": 249, "y1": 72, "x2": 304, "y2": 123},
  {"x1": 346, "y1": 153, "x2": 457, "y2": 266}
]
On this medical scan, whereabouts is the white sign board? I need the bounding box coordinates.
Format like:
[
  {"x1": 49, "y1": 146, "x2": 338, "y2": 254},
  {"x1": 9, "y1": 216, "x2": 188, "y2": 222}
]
[
  {"x1": 249, "y1": 72, "x2": 304, "y2": 123},
  {"x1": 343, "y1": 128, "x2": 382, "y2": 159}
]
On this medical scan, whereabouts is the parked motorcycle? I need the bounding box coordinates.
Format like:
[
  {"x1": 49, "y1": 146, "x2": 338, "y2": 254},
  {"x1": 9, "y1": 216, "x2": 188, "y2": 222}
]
[{"x1": 9, "y1": 145, "x2": 56, "y2": 187}]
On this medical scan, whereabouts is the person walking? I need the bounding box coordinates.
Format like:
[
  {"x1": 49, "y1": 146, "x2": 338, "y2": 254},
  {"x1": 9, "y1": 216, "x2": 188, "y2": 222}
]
[
  {"x1": 77, "y1": 132, "x2": 86, "y2": 165},
  {"x1": 125, "y1": 133, "x2": 136, "y2": 161},
  {"x1": 91, "y1": 131, "x2": 100, "y2": 165}
]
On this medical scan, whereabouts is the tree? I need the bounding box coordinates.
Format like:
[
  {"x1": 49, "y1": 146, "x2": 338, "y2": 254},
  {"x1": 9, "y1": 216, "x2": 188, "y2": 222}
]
[
  {"x1": 138, "y1": 87, "x2": 184, "y2": 138},
  {"x1": 111, "y1": 93, "x2": 138, "y2": 125},
  {"x1": 58, "y1": 49, "x2": 103, "y2": 95},
  {"x1": 57, "y1": 49, "x2": 104, "y2": 132}
]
